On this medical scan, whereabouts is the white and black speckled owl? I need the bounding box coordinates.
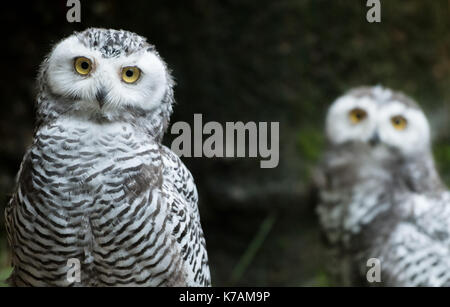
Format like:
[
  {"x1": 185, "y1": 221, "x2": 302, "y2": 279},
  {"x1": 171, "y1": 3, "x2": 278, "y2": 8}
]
[
  {"x1": 316, "y1": 86, "x2": 450, "y2": 286},
  {"x1": 4, "y1": 28, "x2": 211, "y2": 286}
]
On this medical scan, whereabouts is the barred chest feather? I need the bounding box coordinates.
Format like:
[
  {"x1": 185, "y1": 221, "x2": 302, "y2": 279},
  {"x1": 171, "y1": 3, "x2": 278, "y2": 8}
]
[{"x1": 9, "y1": 117, "x2": 192, "y2": 286}]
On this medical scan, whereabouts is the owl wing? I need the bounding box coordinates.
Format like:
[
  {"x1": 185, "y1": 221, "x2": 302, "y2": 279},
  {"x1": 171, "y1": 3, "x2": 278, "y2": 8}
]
[
  {"x1": 160, "y1": 145, "x2": 211, "y2": 286},
  {"x1": 316, "y1": 145, "x2": 390, "y2": 247},
  {"x1": 4, "y1": 150, "x2": 32, "y2": 286},
  {"x1": 4, "y1": 195, "x2": 16, "y2": 283},
  {"x1": 375, "y1": 191, "x2": 450, "y2": 286},
  {"x1": 5, "y1": 191, "x2": 15, "y2": 255},
  {"x1": 314, "y1": 149, "x2": 353, "y2": 245}
]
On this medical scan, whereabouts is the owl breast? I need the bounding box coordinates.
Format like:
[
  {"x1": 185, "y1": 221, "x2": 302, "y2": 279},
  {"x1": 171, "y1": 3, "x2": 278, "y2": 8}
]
[{"x1": 10, "y1": 117, "x2": 185, "y2": 286}]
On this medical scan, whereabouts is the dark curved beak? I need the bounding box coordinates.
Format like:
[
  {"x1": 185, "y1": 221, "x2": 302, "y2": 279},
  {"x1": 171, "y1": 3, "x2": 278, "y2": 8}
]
[
  {"x1": 369, "y1": 131, "x2": 381, "y2": 146},
  {"x1": 95, "y1": 88, "x2": 107, "y2": 108}
]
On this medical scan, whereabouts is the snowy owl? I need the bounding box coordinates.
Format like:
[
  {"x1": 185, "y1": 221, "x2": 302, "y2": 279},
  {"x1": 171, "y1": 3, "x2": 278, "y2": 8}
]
[
  {"x1": 4, "y1": 28, "x2": 211, "y2": 287},
  {"x1": 316, "y1": 86, "x2": 450, "y2": 286}
]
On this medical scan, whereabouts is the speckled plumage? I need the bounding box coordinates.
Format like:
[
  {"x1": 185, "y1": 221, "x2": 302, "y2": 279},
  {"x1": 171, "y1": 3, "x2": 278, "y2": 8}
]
[
  {"x1": 316, "y1": 86, "x2": 450, "y2": 286},
  {"x1": 5, "y1": 28, "x2": 210, "y2": 286}
]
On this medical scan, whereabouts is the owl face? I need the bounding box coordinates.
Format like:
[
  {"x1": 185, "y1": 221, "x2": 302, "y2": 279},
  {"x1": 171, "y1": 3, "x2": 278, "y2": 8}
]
[
  {"x1": 39, "y1": 28, "x2": 172, "y2": 122},
  {"x1": 326, "y1": 87, "x2": 431, "y2": 158},
  {"x1": 326, "y1": 94, "x2": 378, "y2": 145},
  {"x1": 376, "y1": 100, "x2": 430, "y2": 157}
]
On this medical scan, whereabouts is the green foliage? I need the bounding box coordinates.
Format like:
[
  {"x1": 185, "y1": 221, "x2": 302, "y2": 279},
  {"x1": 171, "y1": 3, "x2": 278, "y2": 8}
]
[
  {"x1": 0, "y1": 238, "x2": 11, "y2": 287},
  {"x1": 297, "y1": 128, "x2": 325, "y2": 164},
  {"x1": 301, "y1": 270, "x2": 331, "y2": 287},
  {"x1": 230, "y1": 213, "x2": 277, "y2": 285},
  {"x1": 0, "y1": 267, "x2": 11, "y2": 287},
  {"x1": 434, "y1": 144, "x2": 450, "y2": 186}
]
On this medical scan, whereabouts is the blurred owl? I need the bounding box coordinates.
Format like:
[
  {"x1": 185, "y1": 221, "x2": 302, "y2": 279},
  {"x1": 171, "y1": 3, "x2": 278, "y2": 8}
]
[
  {"x1": 316, "y1": 86, "x2": 450, "y2": 286},
  {"x1": 4, "y1": 28, "x2": 211, "y2": 286}
]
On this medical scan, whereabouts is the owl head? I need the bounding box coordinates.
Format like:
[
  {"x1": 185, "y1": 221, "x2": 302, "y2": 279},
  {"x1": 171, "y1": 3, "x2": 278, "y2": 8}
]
[
  {"x1": 325, "y1": 86, "x2": 431, "y2": 158},
  {"x1": 37, "y1": 28, "x2": 174, "y2": 139}
]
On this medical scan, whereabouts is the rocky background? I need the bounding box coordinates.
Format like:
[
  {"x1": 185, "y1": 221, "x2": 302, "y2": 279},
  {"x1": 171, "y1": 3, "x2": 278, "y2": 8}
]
[{"x1": 0, "y1": 0, "x2": 449, "y2": 286}]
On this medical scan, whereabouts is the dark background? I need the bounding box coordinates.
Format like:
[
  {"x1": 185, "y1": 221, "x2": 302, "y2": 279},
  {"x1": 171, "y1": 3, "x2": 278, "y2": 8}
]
[{"x1": 0, "y1": 0, "x2": 449, "y2": 286}]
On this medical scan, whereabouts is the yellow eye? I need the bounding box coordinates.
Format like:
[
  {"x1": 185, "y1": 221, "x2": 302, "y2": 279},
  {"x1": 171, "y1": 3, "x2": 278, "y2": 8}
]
[
  {"x1": 349, "y1": 108, "x2": 367, "y2": 124},
  {"x1": 391, "y1": 115, "x2": 408, "y2": 130},
  {"x1": 74, "y1": 57, "x2": 93, "y2": 76},
  {"x1": 121, "y1": 66, "x2": 141, "y2": 84}
]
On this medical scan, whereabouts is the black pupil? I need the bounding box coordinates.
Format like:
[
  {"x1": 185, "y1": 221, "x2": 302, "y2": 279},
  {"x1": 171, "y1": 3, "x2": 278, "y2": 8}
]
[
  {"x1": 126, "y1": 70, "x2": 134, "y2": 77},
  {"x1": 81, "y1": 61, "x2": 89, "y2": 70}
]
